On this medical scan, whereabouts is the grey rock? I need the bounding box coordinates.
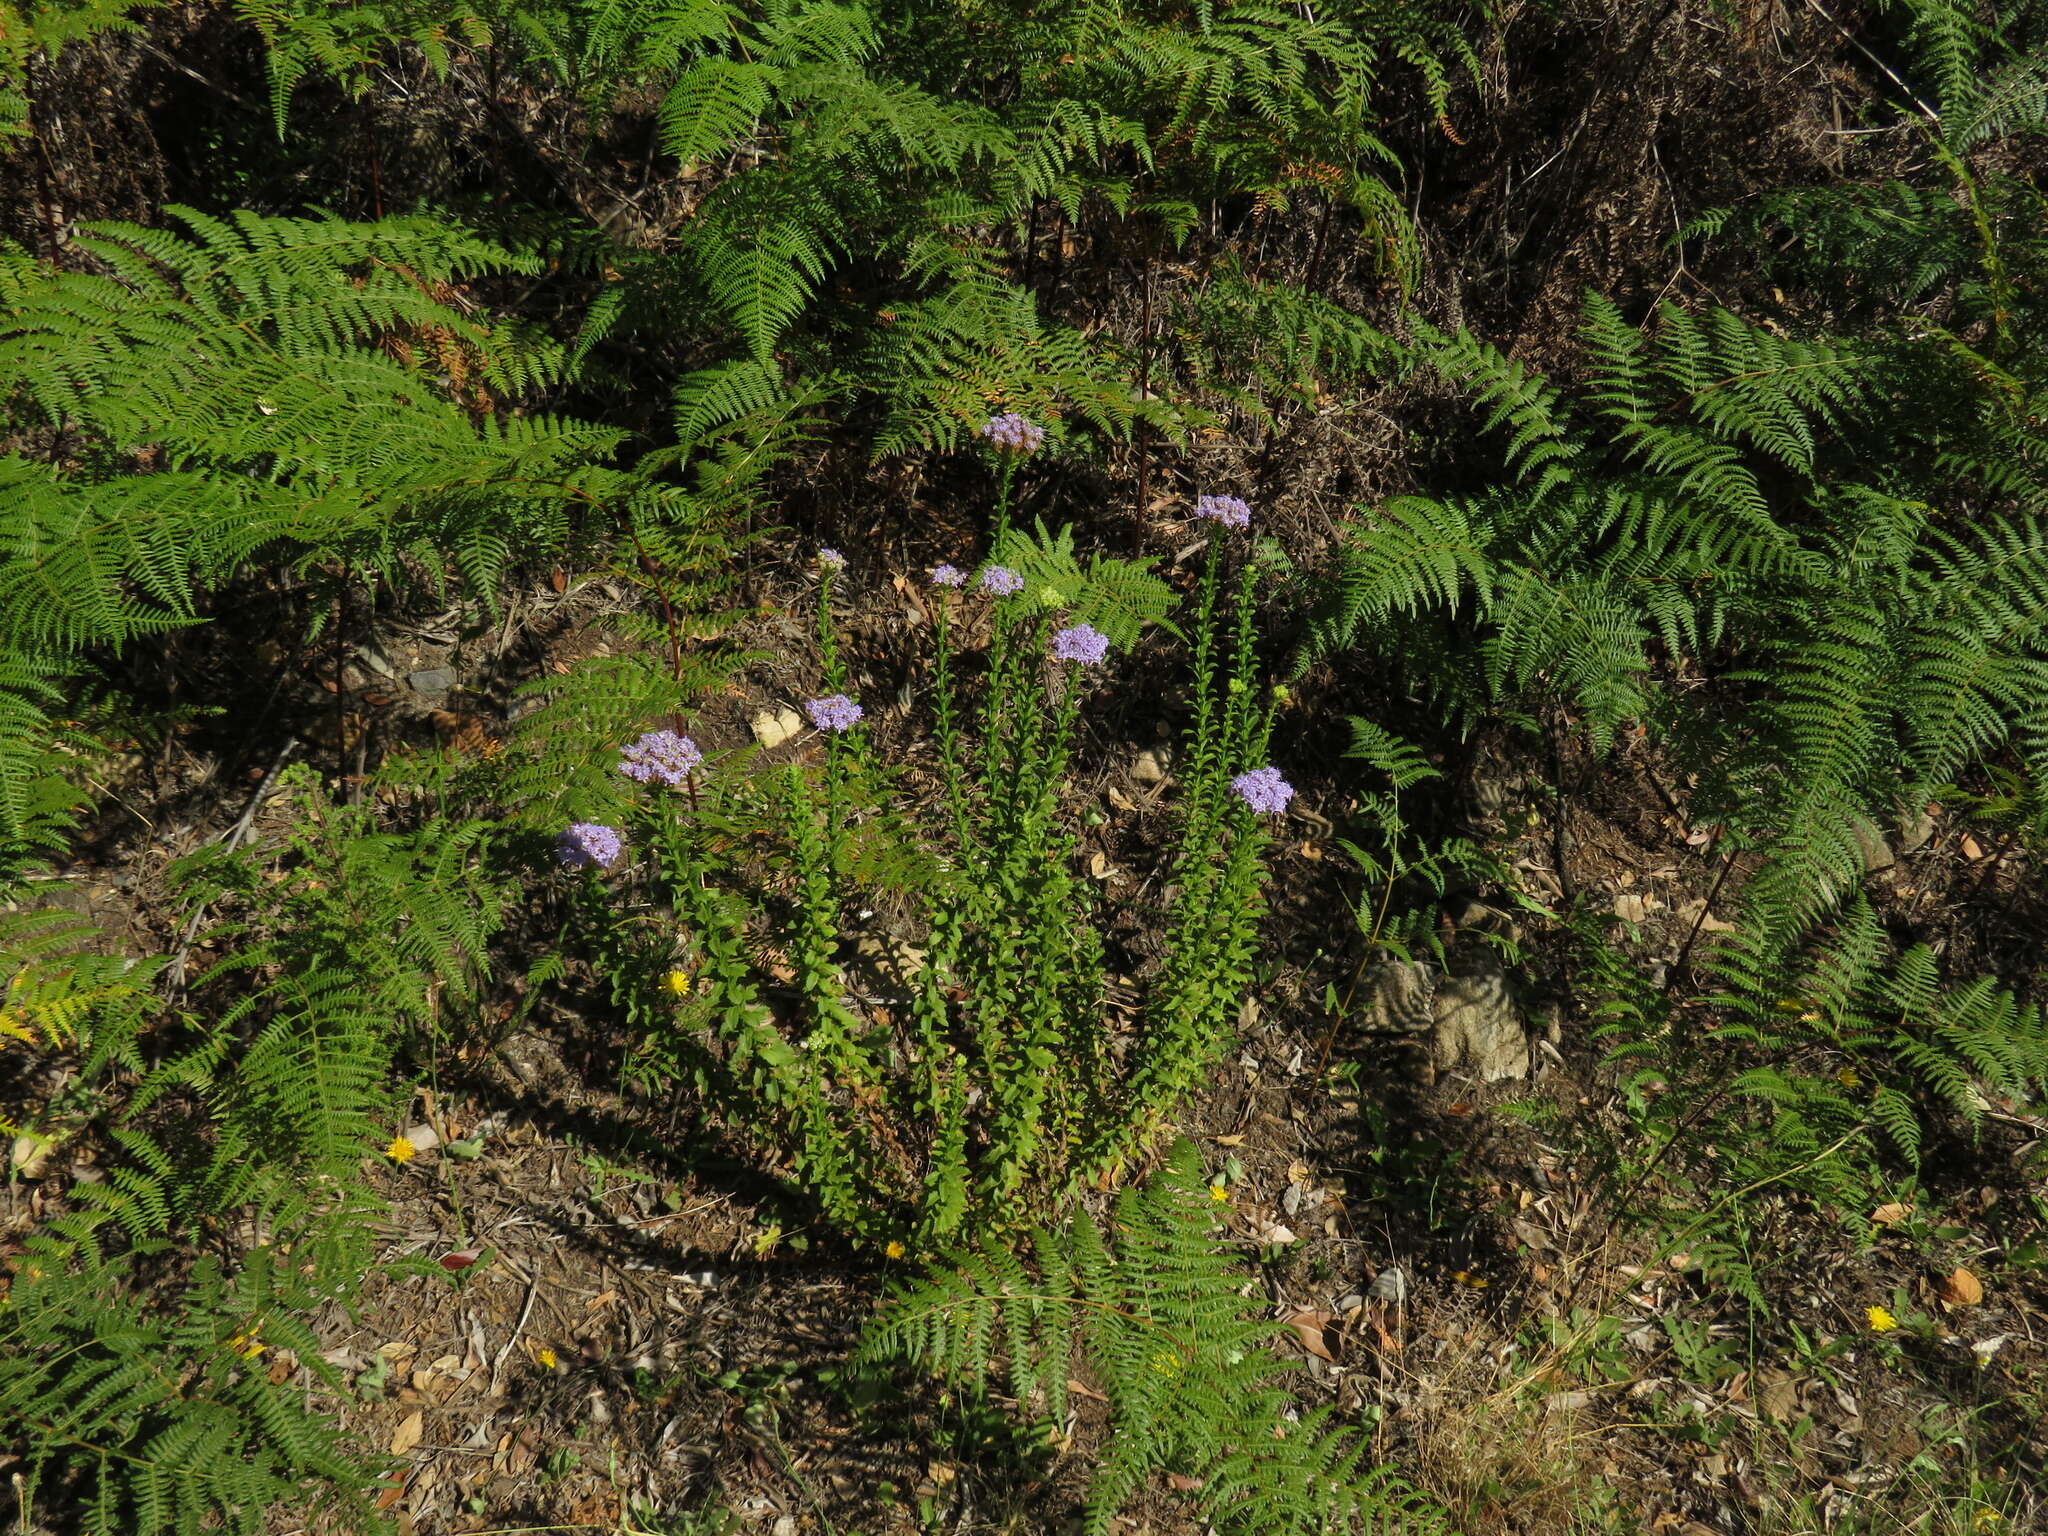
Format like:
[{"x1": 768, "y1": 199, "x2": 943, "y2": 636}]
[
  {"x1": 408, "y1": 667, "x2": 457, "y2": 696},
  {"x1": 353, "y1": 642, "x2": 397, "y2": 679},
  {"x1": 1851, "y1": 816, "x2": 1895, "y2": 873},
  {"x1": 1471, "y1": 775, "x2": 1513, "y2": 816},
  {"x1": 1360, "y1": 961, "x2": 1436, "y2": 1034},
  {"x1": 1132, "y1": 748, "x2": 1168, "y2": 783},
  {"x1": 1431, "y1": 956, "x2": 1529, "y2": 1081},
  {"x1": 1897, "y1": 805, "x2": 1937, "y2": 855}
]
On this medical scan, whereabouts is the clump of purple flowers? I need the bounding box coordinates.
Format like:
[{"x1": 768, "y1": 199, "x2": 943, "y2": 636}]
[
  {"x1": 978, "y1": 412, "x2": 1045, "y2": 456},
  {"x1": 558, "y1": 822, "x2": 625, "y2": 870},
  {"x1": 804, "y1": 694, "x2": 864, "y2": 733},
  {"x1": 978, "y1": 565, "x2": 1024, "y2": 597},
  {"x1": 1194, "y1": 494, "x2": 1252, "y2": 530},
  {"x1": 1230, "y1": 766, "x2": 1295, "y2": 817},
  {"x1": 817, "y1": 547, "x2": 847, "y2": 572},
  {"x1": 1050, "y1": 623, "x2": 1111, "y2": 666},
  {"x1": 931, "y1": 563, "x2": 967, "y2": 587},
  {"x1": 619, "y1": 729, "x2": 703, "y2": 787}
]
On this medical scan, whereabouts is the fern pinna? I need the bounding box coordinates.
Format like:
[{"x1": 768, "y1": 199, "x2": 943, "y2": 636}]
[{"x1": 860, "y1": 1141, "x2": 1445, "y2": 1536}]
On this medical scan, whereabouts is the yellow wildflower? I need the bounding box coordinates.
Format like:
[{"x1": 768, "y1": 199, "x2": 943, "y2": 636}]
[
  {"x1": 1208, "y1": 1184, "x2": 1229, "y2": 1202},
  {"x1": 664, "y1": 969, "x2": 693, "y2": 996},
  {"x1": 386, "y1": 1135, "x2": 417, "y2": 1163},
  {"x1": 536, "y1": 1347, "x2": 559, "y2": 1370},
  {"x1": 1866, "y1": 1305, "x2": 1899, "y2": 1333},
  {"x1": 884, "y1": 1240, "x2": 906, "y2": 1260}
]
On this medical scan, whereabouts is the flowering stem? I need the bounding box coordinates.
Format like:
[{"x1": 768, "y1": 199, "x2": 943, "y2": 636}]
[
  {"x1": 932, "y1": 600, "x2": 973, "y2": 853},
  {"x1": 817, "y1": 569, "x2": 844, "y2": 694},
  {"x1": 993, "y1": 459, "x2": 1017, "y2": 552}
]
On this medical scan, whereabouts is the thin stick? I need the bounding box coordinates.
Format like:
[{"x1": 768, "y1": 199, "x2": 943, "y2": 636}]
[{"x1": 489, "y1": 1275, "x2": 543, "y2": 1398}]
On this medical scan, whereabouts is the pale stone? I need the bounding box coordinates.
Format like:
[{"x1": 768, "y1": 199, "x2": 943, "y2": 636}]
[
  {"x1": 1431, "y1": 957, "x2": 1529, "y2": 1081},
  {"x1": 1361, "y1": 961, "x2": 1436, "y2": 1034},
  {"x1": 751, "y1": 706, "x2": 804, "y2": 748}
]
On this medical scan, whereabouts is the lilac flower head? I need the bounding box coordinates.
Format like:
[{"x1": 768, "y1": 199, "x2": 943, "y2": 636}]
[
  {"x1": 1194, "y1": 494, "x2": 1252, "y2": 530},
  {"x1": 1050, "y1": 623, "x2": 1111, "y2": 666},
  {"x1": 558, "y1": 822, "x2": 625, "y2": 870},
  {"x1": 619, "y1": 729, "x2": 703, "y2": 787},
  {"x1": 817, "y1": 547, "x2": 847, "y2": 572},
  {"x1": 930, "y1": 563, "x2": 967, "y2": 588},
  {"x1": 977, "y1": 565, "x2": 1025, "y2": 597},
  {"x1": 1230, "y1": 766, "x2": 1295, "y2": 817},
  {"x1": 804, "y1": 694, "x2": 865, "y2": 733},
  {"x1": 978, "y1": 412, "x2": 1045, "y2": 457}
]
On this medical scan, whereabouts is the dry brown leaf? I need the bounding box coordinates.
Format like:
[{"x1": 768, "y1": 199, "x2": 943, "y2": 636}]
[
  {"x1": 437, "y1": 1248, "x2": 484, "y2": 1273},
  {"x1": 1939, "y1": 1266, "x2": 1983, "y2": 1306},
  {"x1": 1871, "y1": 1202, "x2": 1914, "y2": 1225},
  {"x1": 1167, "y1": 1472, "x2": 1206, "y2": 1492},
  {"x1": 1367, "y1": 1308, "x2": 1400, "y2": 1353},
  {"x1": 1212, "y1": 1134, "x2": 1246, "y2": 1147},
  {"x1": 1757, "y1": 1371, "x2": 1799, "y2": 1420},
  {"x1": 390, "y1": 1410, "x2": 425, "y2": 1457},
  {"x1": 1960, "y1": 834, "x2": 1986, "y2": 861},
  {"x1": 1065, "y1": 1377, "x2": 1111, "y2": 1403},
  {"x1": 1285, "y1": 1310, "x2": 1338, "y2": 1361}
]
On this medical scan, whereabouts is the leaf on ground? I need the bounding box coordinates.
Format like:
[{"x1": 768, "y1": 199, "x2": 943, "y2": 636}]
[
  {"x1": 1285, "y1": 1309, "x2": 1338, "y2": 1361},
  {"x1": 390, "y1": 1409, "x2": 425, "y2": 1456},
  {"x1": 1939, "y1": 1266, "x2": 1983, "y2": 1305},
  {"x1": 1871, "y1": 1202, "x2": 1913, "y2": 1225}
]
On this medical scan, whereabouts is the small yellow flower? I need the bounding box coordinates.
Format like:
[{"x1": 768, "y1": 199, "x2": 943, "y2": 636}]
[
  {"x1": 536, "y1": 1347, "x2": 559, "y2": 1370},
  {"x1": 884, "y1": 1240, "x2": 906, "y2": 1260},
  {"x1": 1838, "y1": 1066, "x2": 1862, "y2": 1088},
  {"x1": 386, "y1": 1136, "x2": 417, "y2": 1163},
  {"x1": 664, "y1": 969, "x2": 693, "y2": 996},
  {"x1": 1866, "y1": 1305, "x2": 1899, "y2": 1333},
  {"x1": 1208, "y1": 1184, "x2": 1229, "y2": 1202},
  {"x1": 225, "y1": 1326, "x2": 266, "y2": 1359}
]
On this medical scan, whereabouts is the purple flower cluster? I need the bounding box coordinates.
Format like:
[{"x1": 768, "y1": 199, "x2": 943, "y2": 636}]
[
  {"x1": 1050, "y1": 623, "x2": 1111, "y2": 666},
  {"x1": 978, "y1": 565, "x2": 1024, "y2": 597},
  {"x1": 619, "y1": 729, "x2": 703, "y2": 787},
  {"x1": 818, "y1": 547, "x2": 847, "y2": 572},
  {"x1": 1194, "y1": 494, "x2": 1252, "y2": 530},
  {"x1": 931, "y1": 563, "x2": 967, "y2": 588},
  {"x1": 1231, "y1": 766, "x2": 1295, "y2": 817},
  {"x1": 979, "y1": 412, "x2": 1045, "y2": 456},
  {"x1": 558, "y1": 822, "x2": 624, "y2": 870},
  {"x1": 805, "y1": 694, "x2": 864, "y2": 733}
]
